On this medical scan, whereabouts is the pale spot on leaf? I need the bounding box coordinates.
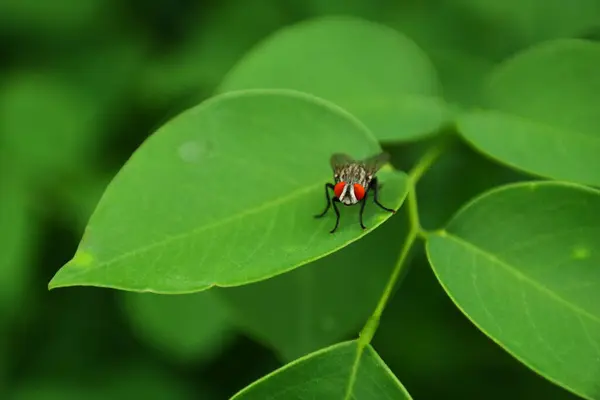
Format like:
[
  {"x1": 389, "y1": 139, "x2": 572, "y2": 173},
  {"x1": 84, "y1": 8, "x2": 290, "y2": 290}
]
[
  {"x1": 178, "y1": 140, "x2": 210, "y2": 163},
  {"x1": 571, "y1": 245, "x2": 590, "y2": 260},
  {"x1": 71, "y1": 250, "x2": 94, "y2": 267}
]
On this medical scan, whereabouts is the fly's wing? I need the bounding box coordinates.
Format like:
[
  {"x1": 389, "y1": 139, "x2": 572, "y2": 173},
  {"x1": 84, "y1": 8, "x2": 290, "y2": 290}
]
[
  {"x1": 329, "y1": 153, "x2": 355, "y2": 173},
  {"x1": 361, "y1": 152, "x2": 390, "y2": 175}
]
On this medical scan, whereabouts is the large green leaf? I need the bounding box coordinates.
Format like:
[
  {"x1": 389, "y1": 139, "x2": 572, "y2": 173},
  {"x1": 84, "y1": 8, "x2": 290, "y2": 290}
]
[
  {"x1": 218, "y1": 16, "x2": 449, "y2": 142},
  {"x1": 49, "y1": 89, "x2": 408, "y2": 293},
  {"x1": 231, "y1": 340, "x2": 412, "y2": 399},
  {"x1": 121, "y1": 291, "x2": 234, "y2": 363},
  {"x1": 426, "y1": 181, "x2": 600, "y2": 399},
  {"x1": 218, "y1": 211, "x2": 408, "y2": 361},
  {"x1": 457, "y1": 39, "x2": 600, "y2": 186}
]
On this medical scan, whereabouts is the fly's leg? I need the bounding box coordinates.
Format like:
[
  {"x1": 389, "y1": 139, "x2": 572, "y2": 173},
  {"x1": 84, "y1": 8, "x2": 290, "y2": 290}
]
[
  {"x1": 371, "y1": 177, "x2": 395, "y2": 213},
  {"x1": 359, "y1": 189, "x2": 368, "y2": 230},
  {"x1": 330, "y1": 198, "x2": 341, "y2": 233},
  {"x1": 314, "y1": 183, "x2": 335, "y2": 218}
]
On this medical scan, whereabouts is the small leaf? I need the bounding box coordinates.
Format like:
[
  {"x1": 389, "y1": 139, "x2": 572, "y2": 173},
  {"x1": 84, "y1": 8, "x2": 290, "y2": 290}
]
[
  {"x1": 426, "y1": 181, "x2": 600, "y2": 399},
  {"x1": 231, "y1": 340, "x2": 412, "y2": 399},
  {"x1": 121, "y1": 291, "x2": 234, "y2": 363},
  {"x1": 218, "y1": 16, "x2": 449, "y2": 142},
  {"x1": 457, "y1": 39, "x2": 600, "y2": 186},
  {"x1": 49, "y1": 89, "x2": 408, "y2": 293},
  {"x1": 219, "y1": 211, "x2": 408, "y2": 361}
]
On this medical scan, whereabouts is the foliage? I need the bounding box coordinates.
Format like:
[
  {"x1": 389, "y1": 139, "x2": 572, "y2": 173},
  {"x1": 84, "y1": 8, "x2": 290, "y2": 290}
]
[{"x1": 2, "y1": 0, "x2": 599, "y2": 399}]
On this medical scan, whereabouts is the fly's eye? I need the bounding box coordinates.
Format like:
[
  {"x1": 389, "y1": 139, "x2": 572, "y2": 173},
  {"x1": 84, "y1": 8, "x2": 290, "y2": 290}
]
[
  {"x1": 353, "y1": 183, "x2": 365, "y2": 200},
  {"x1": 334, "y1": 182, "x2": 346, "y2": 199}
]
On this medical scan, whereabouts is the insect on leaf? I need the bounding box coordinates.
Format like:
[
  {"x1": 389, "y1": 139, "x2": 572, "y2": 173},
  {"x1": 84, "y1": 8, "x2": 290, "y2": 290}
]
[{"x1": 48, "y1": 89, "x2": 409, "y2": 293}]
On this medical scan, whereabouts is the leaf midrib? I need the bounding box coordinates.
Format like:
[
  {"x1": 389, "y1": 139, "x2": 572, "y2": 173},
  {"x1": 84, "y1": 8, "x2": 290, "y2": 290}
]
[
  {"x1": 83, "y1": 181, "x2": 324, "y2": 270},
  {"x1": 441, "y1": 232, "x2": 600, "y2": 325}
]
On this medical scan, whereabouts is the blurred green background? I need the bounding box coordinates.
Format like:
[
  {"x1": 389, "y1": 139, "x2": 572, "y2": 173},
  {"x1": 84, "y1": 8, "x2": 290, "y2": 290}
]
[{"x1": 1, "y1": 0, "x2": 598, "y2": 399}]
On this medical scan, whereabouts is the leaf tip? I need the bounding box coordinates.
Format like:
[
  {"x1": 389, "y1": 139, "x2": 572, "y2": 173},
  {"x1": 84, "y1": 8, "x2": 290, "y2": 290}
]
[
  {"x1": 47, "y1": 267, "x2": 76, "y2": 290},
  {"x1": 47, "y1": 250, "x2": 96, "y2": 290}
]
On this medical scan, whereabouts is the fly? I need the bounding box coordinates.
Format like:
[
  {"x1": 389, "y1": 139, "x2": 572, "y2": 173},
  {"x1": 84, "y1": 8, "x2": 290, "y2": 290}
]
[{"x1": 314, "y1": 151, "x2": 396, "y2": 233}]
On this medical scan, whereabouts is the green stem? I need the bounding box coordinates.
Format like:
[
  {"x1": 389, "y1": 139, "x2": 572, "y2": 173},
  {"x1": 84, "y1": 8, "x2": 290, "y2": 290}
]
[
  {"x1": 359, "y1": 140, "x2": 447, "y2": 342},
  {"x1": 343, "y1": 140, "x2": 449, "y2": 400}
]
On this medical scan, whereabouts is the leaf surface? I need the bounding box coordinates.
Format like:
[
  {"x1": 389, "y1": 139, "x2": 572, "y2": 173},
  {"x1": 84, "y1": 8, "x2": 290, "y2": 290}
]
[
  {"x1": 231, "y1": 340, "x2": 412, "y2": 399},
  {"x1": 49, "y1": 89, "x2": 408, "y2": 293},
  {"x1": 218, "y1": 16, "x2": 449, "y2": 142},
  {"x1": 426, "y1": 181, "x2": 600, "y2": 399},
  {"x1": 457, "y1": 39, "x2": 600, "y2": 186}
]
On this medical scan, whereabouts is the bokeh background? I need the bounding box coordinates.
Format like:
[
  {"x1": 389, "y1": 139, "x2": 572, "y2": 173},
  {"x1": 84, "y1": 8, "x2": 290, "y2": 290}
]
[{"x1": 1, "y1": 0, "x2": 598, "y2": 399}]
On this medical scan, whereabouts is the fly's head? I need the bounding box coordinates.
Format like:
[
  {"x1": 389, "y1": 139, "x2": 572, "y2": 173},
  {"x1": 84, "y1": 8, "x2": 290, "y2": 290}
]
[
  {"x1": 329, "y1": 151, "x2": 390, "y2": 206},
  {"x1": 333, "y1": 164, "x2": 369, "y2": 206}
]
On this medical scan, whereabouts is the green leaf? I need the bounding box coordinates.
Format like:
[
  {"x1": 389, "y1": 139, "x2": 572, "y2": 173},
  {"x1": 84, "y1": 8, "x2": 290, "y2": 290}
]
[
  {"x1": 121, "y1": 290, "x2": 234, "y2": 363},
  {"x1": 457, "y1": 39, "x2": 600, "y2": 186},
  {"x1": 49, "y1": 89, "x2": 408, "y2": 293},
  {"x1": 231, "y1": 340, "x2": 412, "y2": 399},
  {"x1": 218, "y1": 211, "x2": 408, "y2": 361},
  {"x1": 426, "y1": 181, "x2": 600, "y2": 399},
  {"x1": 218, "y1": 16, "x2": 450, "y2": 142}
]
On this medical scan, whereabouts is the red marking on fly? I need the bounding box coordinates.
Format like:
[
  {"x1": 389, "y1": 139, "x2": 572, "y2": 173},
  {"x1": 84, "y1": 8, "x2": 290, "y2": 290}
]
[{"x1": 314, "y1": 152, "x2": 396, "y2": 233}]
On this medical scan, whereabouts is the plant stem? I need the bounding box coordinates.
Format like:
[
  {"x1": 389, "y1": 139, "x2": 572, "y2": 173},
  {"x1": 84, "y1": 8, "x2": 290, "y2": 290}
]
[
  {"x1": 359, "y1": 140, "x2": 448, "y2": 343},
  {"x1": 344, "y1": 140, "x2": 448, "y2": 399}
]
